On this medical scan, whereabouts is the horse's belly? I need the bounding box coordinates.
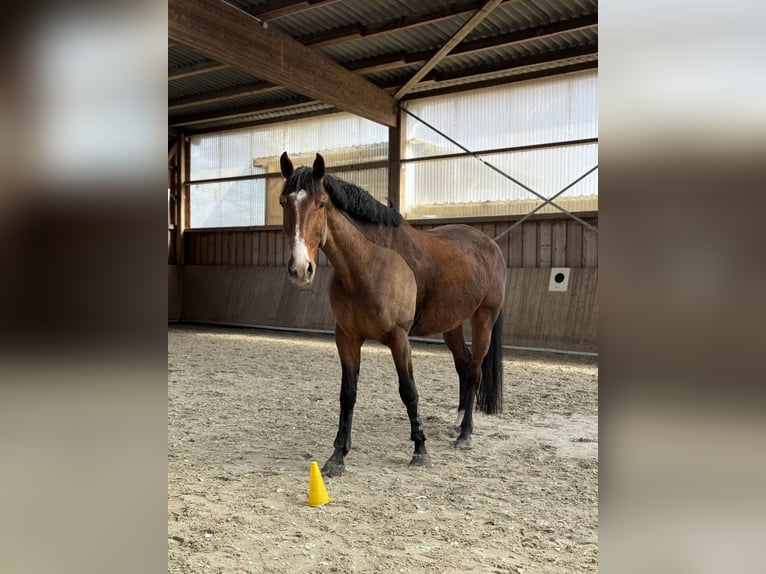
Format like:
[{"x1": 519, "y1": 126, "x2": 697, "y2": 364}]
[{"x1": 407, "y1": 298, "x2": 477, "y2": 337}]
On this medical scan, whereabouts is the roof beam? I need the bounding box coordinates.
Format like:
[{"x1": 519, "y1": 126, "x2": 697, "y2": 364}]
[
  {"x1": 348, "y1": 14, "x2": 598, "y2": 75},
  {"x1": 429, "y1": 44, "x2": 598, "y2": 82},
  {"x1": 169, "y1": 14, "x2": 597, "y2": 111},
  {"x1": 399, "y1": 61, "x2": 598, "y2": 101},
  {"x1": 254, "y1": 0, "x2": 343, "y2": 21},
  {"x1": 168, "y1": 81, "x2": 279, "y2": 110},
  {"x1": 170, "y1": 45, "x2": 597, "y2": 128},
  {"x1": 169, "y1": 95, "x2": 319, "y2": 127},
  {"x1": 168, "y1": 60, "x2": 227, "y2": 80},
  {"x1": 168, "y1": 0, "x2": 397, "y2": 126},
  {"x1": 299, "y1": 0, "x2": 520, "y2": 48},
  {"x1": 394, "y1": 0, "x2": 504, "y2": 99},
  {"x1": 448, "y1": 13, "x2": 597, "y2": 57}
]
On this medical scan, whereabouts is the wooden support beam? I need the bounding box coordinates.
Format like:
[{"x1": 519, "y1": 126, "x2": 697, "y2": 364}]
[
  {"x1": 168, "y1": 81, "x2": 279, "y2": 110},
  {"x1": 299, "y1": 0, "x2": 519, "y2": 48},
  {"x1": 347, "y1": 14, "x2": 598, "y2": 76},
  {"x1": 168, "y1": 60, "x2": 227, "y2": 80},
  {"x1": 171, "y1": 49, "x2": 596, "y2": 128},
  {"x1": 185, "y1": 107, "x2": 340, "y2": 136},
  {"x1": 387, "y1": 111, "x2": 404, "y2": 213},
  {"x1": 394, "y1": 0, "x2": 504, "y2": 99},
  {"x1": 177, "y1": 134, "x2": 190, "y2": 265},
  {"x1": 429, "y1": 44, "x2": 597, "y2": 82},
  {"x1": 170, "y1": 95, "x2": 320, "y2": 127},
  {"x1": 399, "y1": 61, "x2": 598, "y2": 102},
  {"x1": 168, "y1": 140, "x2": 179, "y2": 163},
  {"x1": 168, "y1": 0, "x2": 397, "y2": 126},
  {"x1": 254, "y1": 0, "x2": 342, "y2": 21}
]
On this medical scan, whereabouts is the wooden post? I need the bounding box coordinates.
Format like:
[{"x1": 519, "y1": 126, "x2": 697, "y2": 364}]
[
  {"x1": 176, "y1": 133, "x2": 191, "y2": 265},
  {"x1": 388, "y1": 108, "x2": 405, "y2": 213}
]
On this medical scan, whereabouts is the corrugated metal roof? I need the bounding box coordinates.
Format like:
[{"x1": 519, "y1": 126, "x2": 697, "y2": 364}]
[
  {"x1": 169, "y1": 0, "x2": 598, "y2": 133},
  {"x1": 169, "y1": 67, "x2": 261, "y2": 100},
  {"x1": 168, "y1": 44, "x2": 213, "y2": 71}
]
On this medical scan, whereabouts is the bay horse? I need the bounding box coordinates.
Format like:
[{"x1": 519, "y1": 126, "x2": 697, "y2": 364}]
[{"x1": 279, "y1": 152, "x2": 506, "y2": 477}]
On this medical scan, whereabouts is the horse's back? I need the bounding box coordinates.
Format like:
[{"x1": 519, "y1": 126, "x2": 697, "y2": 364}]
[{"x1": 414, "y1": 224, "x2": 505, "y2": 277}]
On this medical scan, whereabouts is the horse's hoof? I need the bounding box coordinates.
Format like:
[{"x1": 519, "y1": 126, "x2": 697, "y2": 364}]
[
  {"x1": 321, "y1": 461, "x2": 345, "y2": 478},
  {"x1": 409, "y1": 453, "x2": 432, "y2": 469},
  {"x1": 454, "y1": 437, "x2": 472, "y2": 450}
]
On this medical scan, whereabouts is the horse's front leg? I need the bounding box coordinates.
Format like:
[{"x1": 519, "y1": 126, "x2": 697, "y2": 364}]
[
  {"x1": 385, "y1": 328, "x2": 431, "y2": 468},
  {"x1": 322, "y1": 327, "x2": 363, "y2": 478}
]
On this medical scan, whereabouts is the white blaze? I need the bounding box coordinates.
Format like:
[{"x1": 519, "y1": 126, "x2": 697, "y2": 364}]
[{"x1": 292, "y1": 189, "x2": 310, "y2": 272}]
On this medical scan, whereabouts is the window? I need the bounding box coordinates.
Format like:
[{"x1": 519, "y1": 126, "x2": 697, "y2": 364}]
[
  {"x1": 188, "y1": 113, "x2": 388, "y2": 227},
  {"x1": 402, "y1": 71, "x2": 598, "y2": 219}
]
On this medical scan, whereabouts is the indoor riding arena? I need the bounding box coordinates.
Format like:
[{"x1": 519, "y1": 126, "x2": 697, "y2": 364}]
[{"x1": 168, "y1": 1, "x2": 598, "y2": 572}]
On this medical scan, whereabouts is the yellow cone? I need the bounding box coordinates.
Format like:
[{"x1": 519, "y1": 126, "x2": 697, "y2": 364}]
[{"x1": 307, "y1": 461, "x2": 333, "y2": 507}]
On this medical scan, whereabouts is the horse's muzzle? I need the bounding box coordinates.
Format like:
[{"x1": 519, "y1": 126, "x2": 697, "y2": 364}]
[{"x1": 288, "y1": 259, "x2": 314, "y2": 286}]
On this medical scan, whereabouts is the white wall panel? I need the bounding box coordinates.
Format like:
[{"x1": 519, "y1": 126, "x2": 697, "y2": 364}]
[
  {"x1": 405, "y1": 71, "x2": 598, "y2": 158},
  {"x1": 191, "y1": 112, "x2": 388, "y2": 181}
]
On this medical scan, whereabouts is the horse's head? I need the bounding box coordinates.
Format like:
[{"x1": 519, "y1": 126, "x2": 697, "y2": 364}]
[{"x1": 279, "y1": 152, "x2": 329, "y2": 286}]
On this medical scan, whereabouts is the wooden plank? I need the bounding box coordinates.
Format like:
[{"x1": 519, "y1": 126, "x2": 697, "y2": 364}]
[
  {"x1": 275, "y1": 230, "x2": 284, "y2": 267},
  {"x1": 168, "y1": 0, "x2": 396, "y2": 127},
  {"x1": 552, "y1": 220, "x2": 567, "y2": 267},
  {"x1": 522, "y1": 221, "x2": 537, "y2": 268},
  {"x1": 229, "y1": 231, "x2": 237, "y2": 265},
  {"x1": 236, "y1": 231, "x2": 245, "y2": 265},
  {"x1": 259, "y1": 232, "x2": 269, "y2": 266},
  {"x1": 205, "y1": 233, "x2": 214, "y2": 265},
  {"x1": 251, "y1": 232, "x2": 260, "y2": 266},
  {"x1": 193, "y1": 233, "x2": 202, "y2": 264},
  {"x1": 266, "y1": 231, "x2": 276, "y2": 266},
  {"x1": 493, "y1": 224, "x2": 511, "y2": 268},
  {"x1": 255, "y1": 0, "x2": 342, "y2": 21},
  {"x1": 243, "y1": 233, "x2": 252, "y2": 266},
  {"x1": 224, "y1": 233, "x2": 231, "y2": 265},
  {"x1": 171, "y1": 95, "x2": 315, "y2": 127},
  {"x1": 538, "y1": 220, "x2": 552, "y2": 268},
  {"x1": 194, "y1": 233, "x2": 202, "y2": 265},
  {"x1": 168, "y1": 81, "x2": 276, "y2": 110},
  {"x1": 388, "y1": 114, "x2": 403, "y2": 212},
  {"x1": 582, "y1": 222, "x2": 598, "y2": 268},
  {"x1": 214, "y1": 231, "x2": 222, "y2": 265},
  {"x1": 508, "y1": 226, "x2": 523, "y2": 268},
  {"x1": 168, "y1": 60, "x2": 226, "y2": 80},
  {"x1": 566, "y1": 220, "x2": 583, "y2": 268}
]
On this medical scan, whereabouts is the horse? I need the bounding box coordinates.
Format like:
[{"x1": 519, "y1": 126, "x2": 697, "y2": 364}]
[{"x1": 279, "y1": 152, "x2": 506, "y2": 477}]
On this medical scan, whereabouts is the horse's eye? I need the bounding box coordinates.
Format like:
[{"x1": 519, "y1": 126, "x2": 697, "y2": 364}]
[{"x1": 318, "y1": 202, "x2": 326, "y2": 209}]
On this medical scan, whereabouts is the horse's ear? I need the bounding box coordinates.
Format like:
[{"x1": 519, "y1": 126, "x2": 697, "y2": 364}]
[
  {"x1": 280, "y1": 152, "x2": 293, "y2": 178},
  {"x1": 312, "y1": 153, "x2": 325, "y2": 180}
]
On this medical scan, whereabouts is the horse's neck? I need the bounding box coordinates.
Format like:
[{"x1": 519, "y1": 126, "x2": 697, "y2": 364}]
[{"x1": 321, "y1": 207, "x2": 378, "y2": 280}]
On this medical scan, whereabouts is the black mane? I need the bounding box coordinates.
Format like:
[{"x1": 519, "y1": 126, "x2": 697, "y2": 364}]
[{"x1": 284, "y1": 166, "x2": 403, "y2": 227}]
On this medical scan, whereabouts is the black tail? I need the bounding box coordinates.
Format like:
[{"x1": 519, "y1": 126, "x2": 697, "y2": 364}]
[{"x1": 477, "y1": 311, "x2": 504, "y2": 415}]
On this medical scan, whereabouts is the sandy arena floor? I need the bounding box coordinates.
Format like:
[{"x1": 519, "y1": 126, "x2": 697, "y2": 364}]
[{"x1": 168, "y1": 325, "x2": 598, "y2": 573}]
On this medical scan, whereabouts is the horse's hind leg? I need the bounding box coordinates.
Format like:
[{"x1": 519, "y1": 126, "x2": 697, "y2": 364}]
[
  {"x1": 384, "y1": 327, "x2": 431, "y2": 468},
  {"x1": 443, "y1": 326, "x2": 471, "y2": 431},
  {"x1": 322, "y1": 327, "x2": 363, "y2": 478},
  {"x1": 454, "y1": 307, "x2": 496, "y2": 447}
]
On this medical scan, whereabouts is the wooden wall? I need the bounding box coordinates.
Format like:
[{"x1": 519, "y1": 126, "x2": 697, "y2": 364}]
[
  {"x1": 173, "y1": 213, "x2": 598, "y2": 352},
  {"x1": 183, "y1": 213, "x2": 598, "y2": 269},
  {"x1": 168, "y1": 265, "x2": 183, "y2": 321}
]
